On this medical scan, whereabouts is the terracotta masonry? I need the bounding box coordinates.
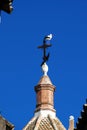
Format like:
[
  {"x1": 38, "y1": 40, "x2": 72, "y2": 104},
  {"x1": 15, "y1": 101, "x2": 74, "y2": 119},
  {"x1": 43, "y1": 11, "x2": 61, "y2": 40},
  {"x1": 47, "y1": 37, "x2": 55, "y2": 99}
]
[{"x1": 35, "y1": 75, "x2": 56, "y2": 113}]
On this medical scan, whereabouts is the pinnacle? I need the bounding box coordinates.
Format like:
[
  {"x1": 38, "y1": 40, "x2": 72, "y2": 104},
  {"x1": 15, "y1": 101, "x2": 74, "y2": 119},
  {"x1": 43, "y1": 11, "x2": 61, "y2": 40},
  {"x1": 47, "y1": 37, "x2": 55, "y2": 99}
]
[{"x1": 38, "y1": 75, "x2": 53, "y2": 85}]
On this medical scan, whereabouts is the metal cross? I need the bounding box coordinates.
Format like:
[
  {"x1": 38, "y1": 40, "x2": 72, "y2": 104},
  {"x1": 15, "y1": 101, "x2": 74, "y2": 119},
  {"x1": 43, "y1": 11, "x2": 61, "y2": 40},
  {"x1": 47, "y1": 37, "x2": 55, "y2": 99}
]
[{"x1": 38, "y1": 36, "x2": 52, "y2": 66}]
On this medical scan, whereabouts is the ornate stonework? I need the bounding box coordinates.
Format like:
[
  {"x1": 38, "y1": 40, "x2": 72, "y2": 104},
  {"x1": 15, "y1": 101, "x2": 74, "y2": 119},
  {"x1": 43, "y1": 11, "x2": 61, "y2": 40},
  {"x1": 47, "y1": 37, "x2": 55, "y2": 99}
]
[{"x1": 23, "y1": 115, "x2": 66, "y2": 130}]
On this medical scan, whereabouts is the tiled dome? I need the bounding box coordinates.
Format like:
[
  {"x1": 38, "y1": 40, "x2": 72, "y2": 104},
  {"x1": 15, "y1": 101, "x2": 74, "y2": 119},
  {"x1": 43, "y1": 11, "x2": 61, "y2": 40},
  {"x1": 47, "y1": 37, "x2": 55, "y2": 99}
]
[{"x1": 23, "y1": 115, "x2": 66, "y2": 130}]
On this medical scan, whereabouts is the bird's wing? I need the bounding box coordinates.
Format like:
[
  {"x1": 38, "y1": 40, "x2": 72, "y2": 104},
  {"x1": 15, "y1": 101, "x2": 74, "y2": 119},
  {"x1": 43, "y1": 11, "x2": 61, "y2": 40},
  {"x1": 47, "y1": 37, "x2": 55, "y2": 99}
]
[{"x1": 45, "y1": 34, "x2": 52, "y2": 40}]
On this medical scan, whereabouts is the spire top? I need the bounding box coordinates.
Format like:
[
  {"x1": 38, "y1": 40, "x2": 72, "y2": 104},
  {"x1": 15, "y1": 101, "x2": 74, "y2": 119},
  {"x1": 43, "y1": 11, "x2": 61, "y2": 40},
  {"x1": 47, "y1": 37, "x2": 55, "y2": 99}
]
[{"x1": 38, "y1": 34, "x2": 52, "y2": 66}]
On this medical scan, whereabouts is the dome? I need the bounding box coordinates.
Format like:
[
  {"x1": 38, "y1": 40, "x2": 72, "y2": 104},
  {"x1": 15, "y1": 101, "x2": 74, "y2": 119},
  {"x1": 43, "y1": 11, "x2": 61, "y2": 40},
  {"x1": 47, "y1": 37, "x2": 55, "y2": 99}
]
[{"x1": 23, "y1": 115, "x2": 66, "y2": 130}]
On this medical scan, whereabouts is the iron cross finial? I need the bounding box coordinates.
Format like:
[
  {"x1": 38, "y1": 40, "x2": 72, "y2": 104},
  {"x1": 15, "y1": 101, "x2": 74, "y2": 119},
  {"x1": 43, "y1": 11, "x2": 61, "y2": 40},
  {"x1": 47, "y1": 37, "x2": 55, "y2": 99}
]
[{"x1": 38, "y1": 34, "x2": 52, "y2": 66}]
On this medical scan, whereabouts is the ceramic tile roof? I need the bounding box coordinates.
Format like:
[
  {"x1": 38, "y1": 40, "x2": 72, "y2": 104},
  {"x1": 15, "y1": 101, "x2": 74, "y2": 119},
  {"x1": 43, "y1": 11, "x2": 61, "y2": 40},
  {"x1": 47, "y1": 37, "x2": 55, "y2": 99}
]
[
  {"x1": 24, "y1": 117, "x2": 37, "y2": 130},
  {"x1": 23, "y1": 115, "x2": 66, "y2": 130}
]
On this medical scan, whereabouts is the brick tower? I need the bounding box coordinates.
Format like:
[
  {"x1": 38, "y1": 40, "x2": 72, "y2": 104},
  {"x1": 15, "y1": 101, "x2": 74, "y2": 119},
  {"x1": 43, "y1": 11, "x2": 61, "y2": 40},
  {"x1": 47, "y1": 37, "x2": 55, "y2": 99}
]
[
  {"x1": 23, "y1": 62, "x2": 66, "y2": 130},
  {"x1": 34, "y1": 63, "x2": 56, "y2": 116},
  {"x1": 23, "y1": 34, "x2": 66, "y2": 130}
]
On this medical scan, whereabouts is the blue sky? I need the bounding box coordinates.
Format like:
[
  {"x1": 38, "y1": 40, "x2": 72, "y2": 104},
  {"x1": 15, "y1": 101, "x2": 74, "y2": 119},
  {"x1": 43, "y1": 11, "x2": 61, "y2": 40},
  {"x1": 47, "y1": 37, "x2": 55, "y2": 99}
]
[{"x1": 0, "y1": 0, "x2": 87, "y2": 130}]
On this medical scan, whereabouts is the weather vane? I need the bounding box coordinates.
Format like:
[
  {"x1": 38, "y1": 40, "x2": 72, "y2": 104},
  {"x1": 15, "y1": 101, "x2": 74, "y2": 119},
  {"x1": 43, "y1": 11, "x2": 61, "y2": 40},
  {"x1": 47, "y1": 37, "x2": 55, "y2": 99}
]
[{"x1": 38, "y1": 34, "x2": 52, "y2": 66}]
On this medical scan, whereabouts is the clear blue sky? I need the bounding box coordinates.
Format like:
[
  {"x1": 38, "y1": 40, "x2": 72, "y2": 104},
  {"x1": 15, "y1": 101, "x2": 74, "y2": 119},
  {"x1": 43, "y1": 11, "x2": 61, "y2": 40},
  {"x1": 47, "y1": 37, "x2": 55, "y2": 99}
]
[{"x1": 0, "y1": 0, "x2": 87, "y2": 130}]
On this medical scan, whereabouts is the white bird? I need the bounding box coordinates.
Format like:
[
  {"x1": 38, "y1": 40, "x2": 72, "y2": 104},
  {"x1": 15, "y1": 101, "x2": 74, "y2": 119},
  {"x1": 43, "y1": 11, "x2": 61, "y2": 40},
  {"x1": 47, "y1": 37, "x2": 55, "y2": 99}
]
[{"x1": 44, "y1": 34, "x2": 53, "y2": 41}]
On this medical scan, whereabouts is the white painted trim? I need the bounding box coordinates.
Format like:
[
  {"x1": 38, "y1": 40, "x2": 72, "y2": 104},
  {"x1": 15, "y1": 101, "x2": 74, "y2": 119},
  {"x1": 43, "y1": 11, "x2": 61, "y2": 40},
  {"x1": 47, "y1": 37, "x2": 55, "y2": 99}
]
[{"x1": 34, "y1": 110, "x2": 56, "y2": 118}]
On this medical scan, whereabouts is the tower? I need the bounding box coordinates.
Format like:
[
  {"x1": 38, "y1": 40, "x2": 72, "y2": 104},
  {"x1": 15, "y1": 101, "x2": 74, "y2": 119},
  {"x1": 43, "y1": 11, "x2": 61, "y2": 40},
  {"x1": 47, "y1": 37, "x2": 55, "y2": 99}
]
[{"x1": 23, "y1": 34, "x2": 66, "y2": 130}]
